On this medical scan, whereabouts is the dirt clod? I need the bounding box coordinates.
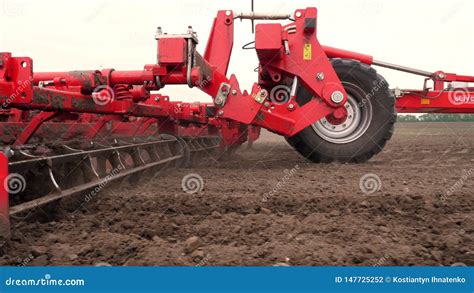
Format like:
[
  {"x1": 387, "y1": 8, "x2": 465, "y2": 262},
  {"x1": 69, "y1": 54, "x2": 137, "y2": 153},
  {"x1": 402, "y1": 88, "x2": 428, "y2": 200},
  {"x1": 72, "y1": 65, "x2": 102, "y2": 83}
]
[{"x1": 184, "y1": 236, "x2": 201, "y2": 254}]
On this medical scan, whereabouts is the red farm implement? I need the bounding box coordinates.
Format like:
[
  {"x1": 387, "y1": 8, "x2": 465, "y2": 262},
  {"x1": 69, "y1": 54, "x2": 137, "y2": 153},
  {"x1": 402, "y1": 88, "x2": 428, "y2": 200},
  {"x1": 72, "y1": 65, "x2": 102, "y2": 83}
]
[{"x1": 0, "y1": 7, "x2": 473, "y2": 237}]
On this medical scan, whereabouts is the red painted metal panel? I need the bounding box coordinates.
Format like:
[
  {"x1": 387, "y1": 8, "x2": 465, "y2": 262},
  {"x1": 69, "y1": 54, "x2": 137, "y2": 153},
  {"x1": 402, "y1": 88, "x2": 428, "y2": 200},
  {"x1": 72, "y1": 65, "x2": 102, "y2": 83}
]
[
  {"x1": 322, "y1": 45, "x2": 374, "y2": 65},
  {"x1": 203, "y1": 10, "x2": 234, "y2": 76},
  {"x1": 396, "y1": 89, "x2": 474, "y2": 113},
  {"x1": 255, "y1": 24, "x2": 282, "y2": 61},
  {"x1": 158, "y1": 38, "x2": 187, "y2": 65}
]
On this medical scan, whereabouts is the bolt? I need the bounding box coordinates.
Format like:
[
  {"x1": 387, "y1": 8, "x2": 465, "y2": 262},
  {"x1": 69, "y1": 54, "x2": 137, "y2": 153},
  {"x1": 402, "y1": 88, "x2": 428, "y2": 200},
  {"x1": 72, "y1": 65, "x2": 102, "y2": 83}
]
[
  {"x1": 316, "y1": 72, "x2": 324, "y2": 81},
  {"x1": 287, "y1": 104, "x2": 295, "y2": 111},
  {"x1": 259, "y1": 89, "x2": 268, "y2": 99},
  {"x1": 331, "y1": 91, "x2": 344, "y2": 104},
  {"x1": 295, "y1": 11, "x2": 302, "y2": 18},
  {"x1": 255, "y1": 89, "x2": 268, "y2": 103},
  {"x1": 264, "y1": 101, "x2": 270, "y2": 107},
  {"x1": 217, "y1": 110, "x2": 224, "y2": 116},
  {"x1": 231, "y1": 89, "x2": 237, "y2": 95},
  {"x1": 225, "y1": 10, "x2": 232, "y2": 16},
  {"x1": 154, "y1": 97, "x2": 160, "y2": 102},
  {"x1": 438, "y1": 72, "x2": 446, "y2": 79},
  {"x1": 187, "y1": 26, "x2": 193, "y2": 34},
  {"x1": 3, "y1": 147, "x2": 14, "y2": 158},
  {"x1": 215, "y1": 96, "x2": 224, "y2": 105}
]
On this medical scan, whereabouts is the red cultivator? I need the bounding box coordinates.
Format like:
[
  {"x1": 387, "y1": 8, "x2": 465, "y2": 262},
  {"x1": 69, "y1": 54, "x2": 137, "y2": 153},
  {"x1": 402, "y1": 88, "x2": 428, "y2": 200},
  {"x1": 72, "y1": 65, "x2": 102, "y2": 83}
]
[{"x1": 0, "y1": 7, "x2": 473, "y2": 237}]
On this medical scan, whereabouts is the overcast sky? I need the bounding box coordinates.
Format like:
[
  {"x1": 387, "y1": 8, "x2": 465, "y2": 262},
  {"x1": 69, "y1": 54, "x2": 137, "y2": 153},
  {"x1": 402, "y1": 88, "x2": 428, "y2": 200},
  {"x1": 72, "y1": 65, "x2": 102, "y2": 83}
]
[{"x1": 0, "y1": 0, "x2": 472, "y2": 102}]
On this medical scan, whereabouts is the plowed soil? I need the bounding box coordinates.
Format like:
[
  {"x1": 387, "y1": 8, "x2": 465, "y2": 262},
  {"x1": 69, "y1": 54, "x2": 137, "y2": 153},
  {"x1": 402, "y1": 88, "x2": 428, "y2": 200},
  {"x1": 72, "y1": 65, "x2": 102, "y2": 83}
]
[{"x1": 1, "y1": 122, "x2": 473, "y2": 266}]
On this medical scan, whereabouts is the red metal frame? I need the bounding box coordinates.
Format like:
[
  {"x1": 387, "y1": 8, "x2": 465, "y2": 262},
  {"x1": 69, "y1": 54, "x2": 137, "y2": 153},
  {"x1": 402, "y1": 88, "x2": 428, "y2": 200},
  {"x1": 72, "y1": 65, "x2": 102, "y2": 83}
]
[
  {"x1": 396, "y1": 88, "x2": 474, "y2": 113},
  {"x1": 320, "y1": 46, "x2": 474, "y2": 113},
  {"x1": 0, "y1": 7, "x2": 473, "y2": 235},
  {"x1": 0, "y1": 8, "x2": 353, "y2": 141},
  {"x1": 1, "y1": 7, "x2": 472, "y2": 144},
  {"x1": 395, "y1": 71, "x2": 474, "y2": 113}
]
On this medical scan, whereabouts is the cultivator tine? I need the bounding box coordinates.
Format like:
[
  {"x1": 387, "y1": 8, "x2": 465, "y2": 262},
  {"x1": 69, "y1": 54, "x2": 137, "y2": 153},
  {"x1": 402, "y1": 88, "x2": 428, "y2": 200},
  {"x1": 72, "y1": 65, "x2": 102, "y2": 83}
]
[
  {"x1": 155, "y1": 142, "x2": 174, "y2": 162},
  {"x1": 47, "y1": 164, "x2": 62, "y2": 193},
  {"x1": 148, "y1": 143, "x2": 161, "y2": 161},
  {"x1": 16, "y1": 150, "x2": 37, "y2": 160},
  {"x1": 142, "y1": 142, "x2": 162, "y2": 177},
  {"x1": 196, "y1": 138, "x2": 206, "y2": 150},
  {"x1": 121, "y1": 141, "x2": 147, "y2": 184},
  {"x1": 82, "y1": 155, "x2": 100, "y2": 182},
  {"x1": 62, "y1": 145, "x2": 81, "y2": 153},
  {"x1": 110, "y1": 151, "x2": 126, "y2": 172},
  {"x1": 180, "y1": 136, "x2": 221, "y2": 165},
  {"x1": 95, "y1": 155, "x2": 108, "y2": 178},
  {"x1": 128, "y1": 145, "x2": 146, "y2": 167},
  {"x1": 65, "y1": 145, "x2": 95, "y2": 182}
]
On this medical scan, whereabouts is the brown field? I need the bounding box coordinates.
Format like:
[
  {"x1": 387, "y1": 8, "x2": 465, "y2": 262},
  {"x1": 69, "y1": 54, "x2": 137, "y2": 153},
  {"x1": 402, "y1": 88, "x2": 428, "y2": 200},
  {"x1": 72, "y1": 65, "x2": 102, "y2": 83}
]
[{"x1": 1, "y1": 122, "x2": 473, "y2": 266}]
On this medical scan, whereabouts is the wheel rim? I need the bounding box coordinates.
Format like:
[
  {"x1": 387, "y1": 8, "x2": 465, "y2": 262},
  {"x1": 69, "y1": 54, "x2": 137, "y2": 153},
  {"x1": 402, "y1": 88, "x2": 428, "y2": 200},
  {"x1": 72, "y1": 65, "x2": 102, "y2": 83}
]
[{"x1": 311, "y1": 83, "x2": 373, "y2": 144}]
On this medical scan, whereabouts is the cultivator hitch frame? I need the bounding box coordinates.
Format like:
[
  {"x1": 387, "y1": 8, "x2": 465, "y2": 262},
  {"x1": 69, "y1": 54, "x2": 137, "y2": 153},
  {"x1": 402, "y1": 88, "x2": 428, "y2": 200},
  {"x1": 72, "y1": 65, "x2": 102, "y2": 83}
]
[{"x1": 1, "y1": 6, "x2": 473, "y2": 237}]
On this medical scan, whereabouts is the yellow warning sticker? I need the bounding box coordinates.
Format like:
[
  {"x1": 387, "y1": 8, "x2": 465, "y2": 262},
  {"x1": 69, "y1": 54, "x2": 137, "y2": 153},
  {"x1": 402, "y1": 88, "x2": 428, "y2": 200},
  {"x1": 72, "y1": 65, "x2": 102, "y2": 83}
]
[
  {"x1": 303, "y1": 44, "x2": 312, "y2": 60},
  {"x1": 421, "y1": 98, "x2": 430, "y2": 105}
]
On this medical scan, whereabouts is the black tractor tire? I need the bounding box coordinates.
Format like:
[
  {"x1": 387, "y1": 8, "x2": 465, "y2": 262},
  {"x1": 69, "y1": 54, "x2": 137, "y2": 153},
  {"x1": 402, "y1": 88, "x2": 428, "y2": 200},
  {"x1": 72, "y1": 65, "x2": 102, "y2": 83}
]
[{"x1": 286, "y1": 58, "x2": 396, "y2": 163}]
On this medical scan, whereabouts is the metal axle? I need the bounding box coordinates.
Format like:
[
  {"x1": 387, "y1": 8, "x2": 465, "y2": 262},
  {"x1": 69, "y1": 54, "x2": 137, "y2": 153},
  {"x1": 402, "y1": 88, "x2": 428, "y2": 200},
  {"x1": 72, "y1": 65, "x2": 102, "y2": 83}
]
[{"x1": 372, "y1": 60, "x2": 434, "y2": 77}]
